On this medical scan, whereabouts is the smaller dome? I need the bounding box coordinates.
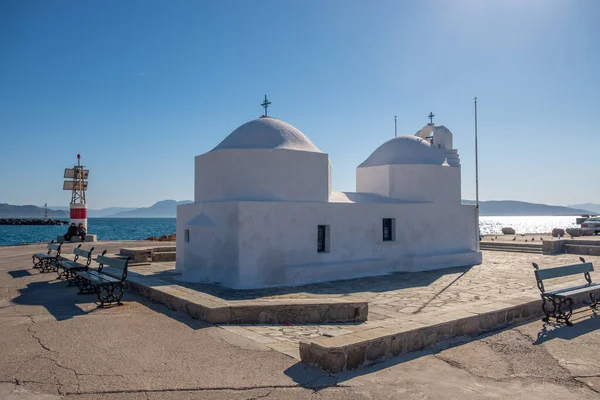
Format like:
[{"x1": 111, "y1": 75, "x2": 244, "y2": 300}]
[
  {"x1": 210, "y1": 117, "x2": 322, "y2": 153},
  {"x1": 358, "y1": 135, "x2": 446, "y2": 168}
]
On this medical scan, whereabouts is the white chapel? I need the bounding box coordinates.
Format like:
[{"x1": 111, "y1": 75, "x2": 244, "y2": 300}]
[{"x1": 175, "y1": 107, "x2": 482, "y2": 289}]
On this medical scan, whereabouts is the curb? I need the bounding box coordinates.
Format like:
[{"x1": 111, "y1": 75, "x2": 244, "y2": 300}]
[
  {"x1": 122, "y1": 271, "x2": 368, "y2": 324},
  {"x1": 299, "y1": 292, "x2": 596, "y2": 372}
]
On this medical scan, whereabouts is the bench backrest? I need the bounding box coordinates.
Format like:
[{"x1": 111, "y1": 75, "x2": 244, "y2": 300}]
[
  {"x1": 47, "y1": 241, "x2": 61, "y2": 257},
  {"x1": 97, "y1": 253, "x2": 130, "y2": 282},
  {"x1": 72, "y1": 244, "x2": 94, "y2": 267},
  {"x1": 532, "y1": 260, "x2": 594, "y2": 293}
]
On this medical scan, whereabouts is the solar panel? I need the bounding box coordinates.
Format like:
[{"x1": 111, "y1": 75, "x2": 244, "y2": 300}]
[
  {"x1": 63, "y1": 181, "x2": 88, "y2": 190},
  {"x1": 64, "y1": 168, "x2": 89, "y2": 179}
]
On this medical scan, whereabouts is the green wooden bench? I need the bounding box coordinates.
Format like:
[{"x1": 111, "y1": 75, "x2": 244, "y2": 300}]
[
  {"x1": 32, "y1": 241, "x2": 62, "y2": 273},
  {"x1": 73, "y1": 251, "x2": 130, "y2": 307},
  {"x1": 532, "y1": 257, "x2": 599, "y2": 326},
  {"x1": 56, "y1": 244, "x2": 94, "y2": 283}
]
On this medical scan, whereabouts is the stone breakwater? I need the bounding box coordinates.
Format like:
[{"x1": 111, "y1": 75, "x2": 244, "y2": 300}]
[
  {"x1": 0, "y1": 218, "x2": 68, "y2": 226},
  {"x1": 145, "y1": 234, "x2": 176, "y2": 241}
]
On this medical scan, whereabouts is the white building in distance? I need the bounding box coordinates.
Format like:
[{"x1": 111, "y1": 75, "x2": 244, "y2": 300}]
[{"x1": 176, "y1": 114, "x2": 481, "y2": 289}]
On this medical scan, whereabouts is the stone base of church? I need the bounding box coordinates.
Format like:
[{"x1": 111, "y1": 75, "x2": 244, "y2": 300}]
[
  {"x1": 395, "y1": 251, "x2": 483, "y2": 273},
  {"x1": 284, "y1": 251, "x2": 482, "y2": 287}
]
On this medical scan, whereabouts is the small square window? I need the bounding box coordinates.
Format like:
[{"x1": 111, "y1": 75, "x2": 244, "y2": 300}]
[
  {"x1": 184, "y1": 229, "x2": 190, "y2": 243},
  {"x1": 317, "y1": 225, "x2": 330, "y2": 253},
  {"x1": 382, "y1": 218, "x2": 395, "y2": 242}
]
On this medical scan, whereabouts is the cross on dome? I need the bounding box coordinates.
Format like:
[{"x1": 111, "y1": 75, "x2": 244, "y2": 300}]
[
  {"x1": 428, "y1": 112, "x2": 435, "y2": 125},
  {"x1": 261, "y1": 95, "x2": 271, "y2": 117}
]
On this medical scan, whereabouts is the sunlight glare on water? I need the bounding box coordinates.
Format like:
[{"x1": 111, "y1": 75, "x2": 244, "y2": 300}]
[{"x1": 479, "y1": 216, "x2": 579, "y2": 235}]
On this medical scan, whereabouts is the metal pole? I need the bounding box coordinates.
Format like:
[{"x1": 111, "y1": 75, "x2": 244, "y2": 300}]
[
  {"x1": 474, "y1": 97, "x2": 480, "y2": 247},
  {"x1": 474, "y1": 97, "x2": 479, "y2": 210},
  {"x1": 394, "y1": 115, "x2": 397, "y2": 138}
]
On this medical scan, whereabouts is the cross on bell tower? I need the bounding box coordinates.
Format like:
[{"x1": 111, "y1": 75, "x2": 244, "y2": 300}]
[
  {"x1": 261, "y1": 95, "x2": 271, "y2": 117},
  {"x1": 428, "y1": 112, "x2": 435, "y2": 125}
]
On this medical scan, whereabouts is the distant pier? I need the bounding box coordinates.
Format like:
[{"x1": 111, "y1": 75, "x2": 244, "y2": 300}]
[{"x1": 0, "y1": 218, "x2": 68, "y2": 226}]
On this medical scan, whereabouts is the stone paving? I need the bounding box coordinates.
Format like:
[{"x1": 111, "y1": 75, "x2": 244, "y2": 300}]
[{"x1": 129, "y1": 251, "x2": 600, "y2": 359}]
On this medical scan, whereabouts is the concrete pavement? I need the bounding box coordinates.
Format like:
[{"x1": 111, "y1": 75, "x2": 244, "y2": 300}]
[{"x1": 1, "y1": 242, "x2": 599, "y2": 399}]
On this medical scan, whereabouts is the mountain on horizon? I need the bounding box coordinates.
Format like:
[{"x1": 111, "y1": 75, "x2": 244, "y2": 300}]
[
  {"x1": 2, "y1": 199, "x2": 594, "y2": 218},
  {"x1": 567, "y1": 203, "x2": 600, "y2": 214},
  {"x1": 0, "y1": 203, "x2": 68, "y2": 218},
  {"x1": 461, "y1": 200, "x2": 593, "y2": 216},
  {"x1": 50, "y1": 206, "x2": 138, "y2": 217},
  {"x1": 108, "y1": 200, "x2": 193, "y2": 218}
]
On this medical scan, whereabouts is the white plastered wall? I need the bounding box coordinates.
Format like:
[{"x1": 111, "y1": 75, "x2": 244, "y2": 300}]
[
  {"x1": 357, "y1": 164, "x2": 461, "y2": 203},
  {"x1": 234, "y1": 201, "x2": 480, "y2": 288},
  {"x1": 356, "y1": 165, "x2": 390, "y2": 197},
  {"x1": 195, "y1": 149, "x2": 330, "y2": 202},
  {"x1": 176, "y1": 202, "x2": 242, "y2": 287}
]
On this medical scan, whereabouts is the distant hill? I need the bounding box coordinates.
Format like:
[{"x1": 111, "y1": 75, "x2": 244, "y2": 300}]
[
  {"x1": 567, "y1": 203, "x2": 600, "y2": 214},
  {"x1": 462, "y1": 200, "x2": 593, "y2": 216},
  {"x1": 50, "y1": 206, "x2": 137, "y2": 217},
  {"x1": 109, "y1": 200, "x2": 192, "y2": 218},
  {"x1": 0, "y1": 203, "x2": 68, "y2": 218},
  {"x1": 4, "y1": 199, "x2": 592, "y2": 218}
]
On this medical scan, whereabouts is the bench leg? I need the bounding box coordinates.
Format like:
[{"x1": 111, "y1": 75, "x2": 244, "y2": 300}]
[
  {"x1": 590, "y1": 293, "x2": 598, "y2": 309},
  {"x1": 66, "y1": 270, "x2": 78, "y2": 286},
  {"x1": 56, "y1": 267, "x2": 68, "y2": 281},
  {"x1": 74, "y1": 276, "x2": 96, "y2": 294},
  {"x1": 32, "y1": 255, "x2": 43, "y2": 270},
  {"x1": 542, "y1": 296, "x2": 573, "y2": 326},
  {"x1": 96, "y1": 283, "x2": 124, "y2": 308},
  {"x1": 40, "y1": 259, "x2": 57, "y2": 274},
  {"x1": 39, "y1": 259, "x2": 51, "y2": 273}
]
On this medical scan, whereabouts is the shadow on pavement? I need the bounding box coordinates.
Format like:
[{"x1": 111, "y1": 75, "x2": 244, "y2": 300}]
[
  {"x1": 143, "y1": 265, "x2": 474, "y2": 302},
  {"x1": 533, "y1": 307, "x2": 599, "y2": 345},
  {"x1": 11, "y1": 280, "x2": 88, "y2": 321},
  {"x1": 283, "y1": 348, "x2": 431, "y2": 390},
  {"x1": 285, "y1": 307, "x2": 600, "y2": 388},
  {"x1": 8, "y1": 270, "x2": 32, "y2": 278}
]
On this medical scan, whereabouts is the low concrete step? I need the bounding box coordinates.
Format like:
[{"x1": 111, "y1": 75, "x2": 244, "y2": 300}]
[
  {"x1": 564, "y1": 244, "x2": 600, "y2": 256},
  {"x1": 120, "y1": 248, "x2": 152, "y2": 262},
  {"x1": 152, "y1": 251, "x2": 176, "y2": 262},
  {"x1": 153, "y1": 246, "x2": 176, "y2": 253},
  {"x1": 480, "y1": 245, "x2": 541, "y2": 254},
  {"x1": 480, "y1": 242, "x2": 542, "y2": 249}
]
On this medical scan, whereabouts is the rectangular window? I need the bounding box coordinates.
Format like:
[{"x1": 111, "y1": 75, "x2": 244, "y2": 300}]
[
  {"x1": 317, "y1": 225, "x2": 329, "y2": 253},
  {"x1": 184, "y1": 229, "x2": 190, "y2": 243},
  {"x1": 382, "y1": 218, "x2": 395, "y2": 242}
]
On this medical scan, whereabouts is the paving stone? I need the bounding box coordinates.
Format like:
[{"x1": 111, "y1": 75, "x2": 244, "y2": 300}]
[{"x1": 125, "y1": 252, "x2": 600, "y2": 367}]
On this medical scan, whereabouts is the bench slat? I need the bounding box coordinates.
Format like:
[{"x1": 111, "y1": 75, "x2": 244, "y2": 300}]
[
  {"x1": 58, "y1": 260, "x2": 86, "y2": 270},
  {"x1": 73, "y1": 248, "x2": 92, "y2": 258},
  {"x1": 77, "y1": 270, "x2": 120, "y2": 284},
  {"x1": 549, "y1": 283, "x2": 600, "y2": 298},
  {"x1": 535, "y1": 262, "x2": 594, "y2": 281},
  {"x1": 48, "y1": 243, "x2": 61, "y2": 251},
  {"x1": 97, "y1": 255, "x2": 128, "y2": 270},
  {"x1": 33, "y1": 253, "x2": 52, "y2": 258}
]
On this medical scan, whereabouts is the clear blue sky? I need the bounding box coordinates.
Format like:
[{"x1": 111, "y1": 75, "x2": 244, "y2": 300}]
[{"x1": 1, "y1": 0, "x2": 598, "y2": 209}]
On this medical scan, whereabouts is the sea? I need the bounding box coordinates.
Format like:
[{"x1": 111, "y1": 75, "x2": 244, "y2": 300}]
[
  {"x1": 0, "y1": 218, "x2": 176, "y2": 247},
  {"x1": 0, "y1": 216, "x2": 582, "y2": 247}
]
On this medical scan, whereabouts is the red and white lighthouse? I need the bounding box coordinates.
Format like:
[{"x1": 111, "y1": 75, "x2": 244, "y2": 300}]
[{"x1": 63, "y1": 154, "x2": 89, "y2": 230}]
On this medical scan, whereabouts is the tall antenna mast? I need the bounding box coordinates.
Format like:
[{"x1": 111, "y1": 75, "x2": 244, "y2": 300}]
[
  {"x1": 474, "y1": 97, "x2": 479, "y2": 210},
  {"x1": 394, "y1": 115, "x2": 397, "y2": 138}
]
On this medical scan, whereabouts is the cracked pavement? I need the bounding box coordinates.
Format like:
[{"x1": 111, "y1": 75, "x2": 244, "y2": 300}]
[{"x1": 1, "y1": 242, "x2": 600, "y2": 399}]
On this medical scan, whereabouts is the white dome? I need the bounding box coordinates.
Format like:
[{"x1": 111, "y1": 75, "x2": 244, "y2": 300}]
[
  {"x1": 211, "y1": 117, "x2": 322, "y2": 153},
  {"x1": 358, "y1": 135, "x2": 446, "y2": 168}
]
